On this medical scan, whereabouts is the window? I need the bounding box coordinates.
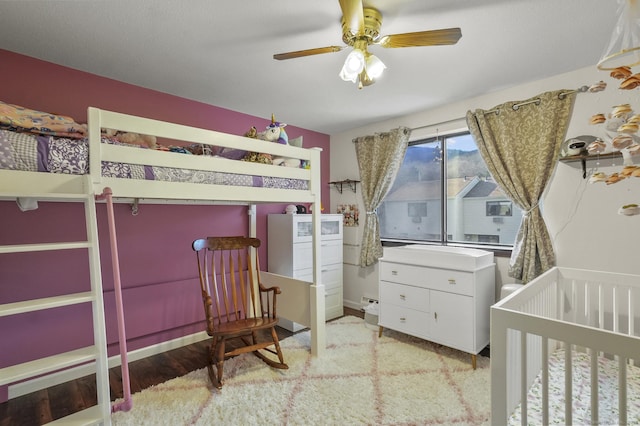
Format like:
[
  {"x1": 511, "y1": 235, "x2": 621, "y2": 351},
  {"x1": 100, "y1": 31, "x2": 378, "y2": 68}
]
[
  {"x1": 486, "y1": 201, "x2": 512, "y2": 216},
  {"x1": 379, "y1": 131, "x2": 522, "y2": 248},
  {"x1": 407, "y1": 202, "x2": 427, "y2": 217}
]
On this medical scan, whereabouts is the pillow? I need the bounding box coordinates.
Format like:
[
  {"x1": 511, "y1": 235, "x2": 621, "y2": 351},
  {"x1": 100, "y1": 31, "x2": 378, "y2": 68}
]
[{"x1": 288, "y1": 135, "x2": 303, "y2": 148}]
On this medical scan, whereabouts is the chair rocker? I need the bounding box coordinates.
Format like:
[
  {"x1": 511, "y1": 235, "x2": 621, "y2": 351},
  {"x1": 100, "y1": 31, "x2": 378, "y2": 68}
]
[{"x1": 192, "y1": 236, "x2": 288, "y2": 389}]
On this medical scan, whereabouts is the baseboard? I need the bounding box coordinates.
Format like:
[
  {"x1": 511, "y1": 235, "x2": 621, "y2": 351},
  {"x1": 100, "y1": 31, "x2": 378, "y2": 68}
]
[
  {"x1": 8, "y1": 331, "x2": 209, "y2": 400},
  {"x1": 343, "y1": 299, "x2": 364, "y2": 311},
  {"x1": 277, "y1": 317, "x2": 306, "y2": 332}
]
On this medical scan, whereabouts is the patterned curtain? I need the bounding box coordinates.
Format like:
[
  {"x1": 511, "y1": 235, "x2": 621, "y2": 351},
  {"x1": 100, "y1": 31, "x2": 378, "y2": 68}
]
[
  {"x1": 466, "y1": 90, "x2": 575, "y2": 283},
  {"x1": 354, "y1": 127, "x2": 411, "y2": 267}
]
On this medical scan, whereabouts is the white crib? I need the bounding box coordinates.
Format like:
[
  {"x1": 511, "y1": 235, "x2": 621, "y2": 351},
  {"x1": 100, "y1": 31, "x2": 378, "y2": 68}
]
[{"x1": 491, "y1": 267, "x2": 640, "y2": 425}]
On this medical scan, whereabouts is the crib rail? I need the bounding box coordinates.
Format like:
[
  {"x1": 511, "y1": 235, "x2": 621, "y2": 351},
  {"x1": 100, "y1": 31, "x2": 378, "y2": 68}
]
[{"x1": 491, "y1": 267, "x2": 640, "y2": 425}]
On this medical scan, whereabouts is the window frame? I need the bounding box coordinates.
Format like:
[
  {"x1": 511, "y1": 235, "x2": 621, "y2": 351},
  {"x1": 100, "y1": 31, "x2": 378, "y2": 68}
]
[{"x1": 379, "y1": 129, "x2": 517, "y2": 252}]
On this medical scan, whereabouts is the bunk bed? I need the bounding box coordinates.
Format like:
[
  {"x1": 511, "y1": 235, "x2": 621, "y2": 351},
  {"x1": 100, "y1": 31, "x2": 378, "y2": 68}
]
[{"x1": 0, "y1": 105, "x2": 325, "y2": 424}]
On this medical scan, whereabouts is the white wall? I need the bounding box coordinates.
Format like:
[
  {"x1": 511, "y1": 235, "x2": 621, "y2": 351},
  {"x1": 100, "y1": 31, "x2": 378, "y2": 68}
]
[{"x1": 331, "y1": 65, "x2": 640, "y2": 309}]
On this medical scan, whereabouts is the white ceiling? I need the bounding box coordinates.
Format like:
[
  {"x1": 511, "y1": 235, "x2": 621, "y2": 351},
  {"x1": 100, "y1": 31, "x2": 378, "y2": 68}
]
[{"x1": 0, "y1": 0, "x2": 619, "y2": 135}]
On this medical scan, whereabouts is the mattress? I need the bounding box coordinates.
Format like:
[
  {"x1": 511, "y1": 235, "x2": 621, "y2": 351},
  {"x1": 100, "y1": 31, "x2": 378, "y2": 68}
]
[
  {"x1": 0, "y1": 129, "x2": 308, "y2": 190},
  {"x1": 509, "y1": 349, "x2": 640, "y2": 425}
]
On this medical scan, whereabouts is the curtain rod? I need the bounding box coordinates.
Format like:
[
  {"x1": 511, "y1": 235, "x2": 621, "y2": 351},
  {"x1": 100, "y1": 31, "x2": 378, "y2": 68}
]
[
  {"x1": 411, "y1": 116, "x2": 466, "y2": 132},
  {"x1": 363, "y1": 85, "x2": 592, "y2": 136},
  {"x1": 355, "y1": 119, "x2": 462, "y2": 139},
  {"x1": 484, "y1": 85, "x2": 590, "y2": 115},
  {"x1": 411, "y1": 85, "x2": 591, "y2": 131}
]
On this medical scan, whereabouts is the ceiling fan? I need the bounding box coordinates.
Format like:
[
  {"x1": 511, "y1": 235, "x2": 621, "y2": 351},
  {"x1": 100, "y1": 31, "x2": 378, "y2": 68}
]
[{"x1": 273, "y1": 0, "x2": 462, "y2": 89}]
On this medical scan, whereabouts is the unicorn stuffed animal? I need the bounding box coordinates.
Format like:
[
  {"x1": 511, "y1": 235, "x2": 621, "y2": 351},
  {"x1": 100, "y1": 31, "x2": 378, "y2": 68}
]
[
  {"x1": 259, "y1": 115, "x2": 289, "y2": 145},
  {"x1": 258, "y1": 115, "x2": 300, "y2": 167}
]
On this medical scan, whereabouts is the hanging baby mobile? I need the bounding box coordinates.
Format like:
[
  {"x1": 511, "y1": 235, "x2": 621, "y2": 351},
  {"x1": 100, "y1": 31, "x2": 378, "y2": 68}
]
[{"x1": 584, "y1": 0, "x2": 640, "y2": 216}]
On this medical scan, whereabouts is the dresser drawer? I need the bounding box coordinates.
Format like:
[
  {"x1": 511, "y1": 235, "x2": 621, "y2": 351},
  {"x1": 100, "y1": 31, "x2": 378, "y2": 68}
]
[
  {"x1": 293, "y1": 240, "x2": 343, "y2": 270},
  {"x1": 379, "y1": 303, "x2": 430, "y2": 340},
  {"x1": 380, "y1": 262, "x2": 474, "y2": 296},
  {"x1": 320, "y1": 263, "x2": 342, "y2": 289},
  {"x1": 320, "y1": 240, "x2": 343, "y2": 264},
  {"x1": 379, "y1": 281, "x2": 429, "y2": 312},
  {"x1": 293, "y1": 262, "x2": 342, "y2": 288}
]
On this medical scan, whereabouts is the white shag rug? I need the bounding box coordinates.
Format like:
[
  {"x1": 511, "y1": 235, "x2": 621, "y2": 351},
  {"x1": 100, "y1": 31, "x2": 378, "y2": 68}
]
[
  {"x1": 112, "y1": 316, "x2": 490, "y2": 425},
  {"x1": 509, "y1": 349, "x2": 640, "y2": 425}
]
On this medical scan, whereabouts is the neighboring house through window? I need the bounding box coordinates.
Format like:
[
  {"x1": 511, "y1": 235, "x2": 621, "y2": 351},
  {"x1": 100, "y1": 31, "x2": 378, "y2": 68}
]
[{"x1": 379, "y1": 131, "x2": 523, "y2": 248}]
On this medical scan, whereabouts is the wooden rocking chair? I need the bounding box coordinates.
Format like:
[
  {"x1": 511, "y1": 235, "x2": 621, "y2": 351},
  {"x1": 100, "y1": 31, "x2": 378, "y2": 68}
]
[{"x1": 192, "y1": 236, "x2": 288, "y2": 389}]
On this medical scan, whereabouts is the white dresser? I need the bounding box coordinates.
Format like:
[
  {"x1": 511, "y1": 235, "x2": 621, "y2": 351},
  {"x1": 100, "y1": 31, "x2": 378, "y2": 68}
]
[
  {"x1": 378, "y1": 245, "x2": 495, "y2": 368},
  {"x1": 268, "y1": 214, "x2": 343, "y2": 331}
]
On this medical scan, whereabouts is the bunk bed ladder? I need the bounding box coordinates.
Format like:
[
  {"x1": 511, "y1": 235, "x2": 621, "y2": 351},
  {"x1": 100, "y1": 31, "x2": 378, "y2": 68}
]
[{"x1": 0, "y1": 190, "x2": 111, "y2": 425}]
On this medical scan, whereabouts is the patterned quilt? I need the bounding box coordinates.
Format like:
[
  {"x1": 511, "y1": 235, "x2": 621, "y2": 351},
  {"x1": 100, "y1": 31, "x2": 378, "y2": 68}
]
[{"x1": 0, "y1": 129, "x2": 308, "y2": 190}]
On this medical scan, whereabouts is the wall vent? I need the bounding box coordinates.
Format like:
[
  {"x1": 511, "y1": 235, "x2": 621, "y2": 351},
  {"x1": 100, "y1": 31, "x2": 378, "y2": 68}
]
[{"x1": 360, "y1": 296, "x2": 379, "y2": 307}]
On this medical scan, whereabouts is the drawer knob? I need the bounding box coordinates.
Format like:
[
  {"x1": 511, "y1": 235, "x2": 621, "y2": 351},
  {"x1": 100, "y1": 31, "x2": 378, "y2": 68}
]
[
  {"x1": 399, "y1": 317, "x2": 406, "y2": 322},
  {"x1": 399, "y1": 294, "x2": 406, "y2": 300},
  {"x1": 448, "y1": 279, "x2": 456, "y2": 285},
  {"x1": 434, "y1": 312, "x2": 438, "y2": 321},
  {"x1": 391, "y1": 270, "x2": 398, "y2": 276}
]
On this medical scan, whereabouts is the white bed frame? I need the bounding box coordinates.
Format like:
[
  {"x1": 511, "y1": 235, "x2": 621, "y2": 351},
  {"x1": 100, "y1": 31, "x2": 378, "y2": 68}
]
[
  {"x1": 0, "y1": 107, "x2": 326, "y2": 424},
  {"x1": 491, "y1": 266, "x2": 640, "y2": 425}
]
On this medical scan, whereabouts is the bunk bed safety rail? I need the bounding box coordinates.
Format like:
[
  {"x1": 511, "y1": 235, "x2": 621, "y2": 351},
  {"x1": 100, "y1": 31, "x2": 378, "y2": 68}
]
[{"x1": 87, "y1": 107, "x2": 315, "y2": 184}]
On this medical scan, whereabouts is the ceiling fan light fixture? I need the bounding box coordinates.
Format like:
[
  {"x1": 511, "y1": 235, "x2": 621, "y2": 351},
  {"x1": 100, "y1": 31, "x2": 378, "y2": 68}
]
[
  {"x1": 365, "y1": 53, "x2": 386, "y2": 79},
  {"x1": 339, "y1": 48, "x2": 365, "y2": 82}
]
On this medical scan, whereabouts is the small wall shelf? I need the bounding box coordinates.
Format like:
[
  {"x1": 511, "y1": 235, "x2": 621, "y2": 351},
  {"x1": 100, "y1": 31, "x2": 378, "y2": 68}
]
[
  {"x1": 329, "y1": 179, "x2": 360, "y2": 194},
  {"x1": 559, "y1": 152, "x2": 622, "y2": 178}
]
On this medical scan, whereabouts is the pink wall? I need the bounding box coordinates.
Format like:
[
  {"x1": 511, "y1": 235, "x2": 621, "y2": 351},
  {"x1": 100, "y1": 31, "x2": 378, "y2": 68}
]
[{"x1": 0, "y1": 49, "x2": 330, "y2": 401}]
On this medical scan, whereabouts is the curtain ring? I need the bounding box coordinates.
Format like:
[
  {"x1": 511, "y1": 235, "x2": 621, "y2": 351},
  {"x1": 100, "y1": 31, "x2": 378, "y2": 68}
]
[
  {"x1": 558, "y1": 85, "x2": 588, "y2": 99},
  {"x1": 512, "y1": 98, "x2": 541, "y2": 111}
]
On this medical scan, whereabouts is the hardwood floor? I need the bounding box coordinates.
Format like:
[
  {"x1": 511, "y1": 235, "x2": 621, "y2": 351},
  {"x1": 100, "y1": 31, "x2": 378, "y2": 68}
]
[{"x1": 0, "y1": 308, "x2": 363, "y2": 426}]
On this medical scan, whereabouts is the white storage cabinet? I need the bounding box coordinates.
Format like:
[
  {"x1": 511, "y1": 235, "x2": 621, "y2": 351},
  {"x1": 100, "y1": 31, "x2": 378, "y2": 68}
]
[
  {"x1": 268, "y1": 214, "x2": 343, "y2": 331},
  {"x1": 378, "y1": 245, "x2": 495, "y2": 368}
]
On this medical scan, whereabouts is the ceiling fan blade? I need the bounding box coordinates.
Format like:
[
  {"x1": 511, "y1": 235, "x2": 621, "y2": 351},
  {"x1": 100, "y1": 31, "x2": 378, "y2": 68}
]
[
  {"x1": 273, "y1": 46, "x2": 345, "y2": 60},
  {"x1": 377, "y1": 28, "x2": 462, "y2": 48},
  {"x1": 339, "y1": 0, "x2": 364, "y2": 36}
]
